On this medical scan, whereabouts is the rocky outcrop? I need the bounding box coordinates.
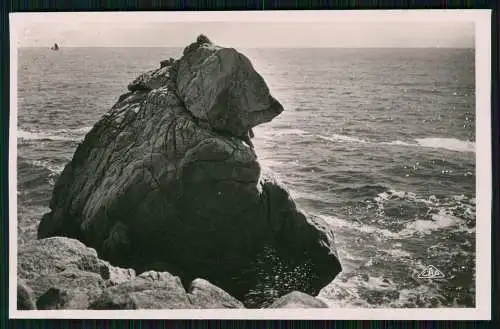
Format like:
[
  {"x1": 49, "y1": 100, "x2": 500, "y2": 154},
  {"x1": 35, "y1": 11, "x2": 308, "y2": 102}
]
[
  {"x1": 268, "y1": 291, "x2": 329, "y2": 309},
  {"x1": 89, "y1": 271, "x2": 192, "y2": 309},
  {"x1": 187, "y1": 279, "x2": 244, "y2": 309},
  {"x1": 17, "y1": 280, "x2": 36, "y2": 310},
  {"x1": 17, "y1": 237, "x2": 129, "y2": 309},
  {"x1": 37, "y1": 36, "x2": 342, "y2": 307},
  {"x1": 160, "y1": 58, "x2": 175, "y2": 68},
  {"x1": 90, "y1": 271, "x2": 245, "y2": 309},
  {"x1": 17, "y1": 237, "x2": 246, "y2": 310},
  {"x1": 176, "y1": 37, "x2": 283, "y2": 139},
  {"x1": 34, "y1": 270, "x2": 105, "y2": 310}
]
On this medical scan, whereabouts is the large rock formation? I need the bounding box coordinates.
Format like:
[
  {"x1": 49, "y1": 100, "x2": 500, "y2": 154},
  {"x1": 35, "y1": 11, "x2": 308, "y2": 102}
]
[{"x1": 37, "y1": 36, "x2": 341, "y2": 307}]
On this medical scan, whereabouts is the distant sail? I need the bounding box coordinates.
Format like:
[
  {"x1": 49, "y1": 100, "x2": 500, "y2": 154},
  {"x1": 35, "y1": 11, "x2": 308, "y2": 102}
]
[{"x1": 51, "y1": 43, "x2": 59, "y2": 51}]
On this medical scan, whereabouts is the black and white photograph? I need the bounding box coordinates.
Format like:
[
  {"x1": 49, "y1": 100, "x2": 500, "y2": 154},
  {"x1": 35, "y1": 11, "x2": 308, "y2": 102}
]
[{"x1": 9, "y1": 10, "x2": 491, "y2": 320}]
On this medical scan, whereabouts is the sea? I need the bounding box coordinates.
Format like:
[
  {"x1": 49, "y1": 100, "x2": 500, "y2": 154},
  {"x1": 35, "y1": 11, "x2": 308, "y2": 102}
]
[{"x1": 16, "y1": 47, "x2": 476, "y2": 308}]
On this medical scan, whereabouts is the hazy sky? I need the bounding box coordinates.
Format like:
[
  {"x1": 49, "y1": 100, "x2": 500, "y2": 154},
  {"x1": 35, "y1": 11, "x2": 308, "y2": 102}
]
[{"x1": 11, "y1": 12, "x2": 476, "y2": 48}]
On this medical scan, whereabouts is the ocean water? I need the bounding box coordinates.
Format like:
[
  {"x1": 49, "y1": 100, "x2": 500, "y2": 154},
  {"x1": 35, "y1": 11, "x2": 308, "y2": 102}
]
[{"x1": 16, "y1": 47, "x2": 476, "y2": 308}]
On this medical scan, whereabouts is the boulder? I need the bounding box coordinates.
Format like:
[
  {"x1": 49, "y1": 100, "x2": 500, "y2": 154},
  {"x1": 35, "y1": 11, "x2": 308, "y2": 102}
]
[
  {"x1": 268, "y1": 291, "x2": 329, "y2": 309},
  {"x1": 18, "y1": 237, "x2": 106, "y2": 282},
  {"x1": 90, "y1": 271, "x2": 193, "y2": 309},
  {"x1": 188, "y1": 278, "x2": 245, "y2": 309},
  {"x1": 37, "y1": 35, "x2": 342, "y2": 307},
  {"x1": 177, "y1": 41, "x2": 283, "y2": 138},
  {"x1": 18, "y1": 237, "x2": 135, "y2": 286},
  {"x1": 17, "y1": 280, "x2": 36, "y2": 310},
  {"x1": 18, "y1": 237, "x2": 243, "y2": 310},
  {"x1": 32, "y1": 269, "x2": 105, "y2": 309},
  {"x1": 160, "y1": 58, "x2": 175, "y2": 68},
  {"x1": 17, "y1": 237, "x2": 136, "y2": 309},
  {"x1": 89, "y1": 271, "x2": 247, "y2": 310}
]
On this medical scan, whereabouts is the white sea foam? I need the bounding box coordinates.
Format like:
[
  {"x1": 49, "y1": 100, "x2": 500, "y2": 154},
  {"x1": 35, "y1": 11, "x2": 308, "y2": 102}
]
[
  {"x1": 319, "y1": 273, "x2": 400, "y2": 308},
  {"x1": 18, "y1": 130, "x2": 73, "y2": 141},
  {"x1": 318, "y1": 134, "x2": 370, "y2": 144},
  {"x1": 316, "y1": 132, "x2": 475, "y2": 153},
  {"x1": 389, "y1": 284, "x2": 447, "y2": 308},
  {"x1": 372, "y1": 189, "x2": 473, "y2": 237},
  {"x1": 382, "y1": 140, "x2": 414, "y2": 146},
  {"x1": 18, "y1": 127, "x2": 92, "y2": 142},
  {"x1": 398, "y1": 210, "x2": 460, "y2": 237},
  {"x1": 381, "y1": 247, "x2": 412, "y2": 258},
  {"x1": 53, "y1": 127, "x2": 92, "y2": 134},
  {"x1": 319, "y1": 188, "x2": 472, "y2": 242},
  {"x1": 254, "y1": 127, "x2": 310, "y2": 141},
  {"x1": 29, "y1": 159, "x2": 65, "y2": 174},
  {"x1": 317, "y1": 214, "x2": 400, "y2": 240},
  {"x1": 415, "y1": 137, "x2": 475, "y2": 153}
]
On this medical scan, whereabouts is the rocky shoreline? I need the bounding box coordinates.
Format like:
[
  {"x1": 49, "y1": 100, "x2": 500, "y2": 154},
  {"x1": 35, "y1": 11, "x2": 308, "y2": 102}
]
[
  {"x1": 18, "y1": 237, "x2": 329, "y2": 310},
  {"x1": 18, "y1": 35, "x2": 342, "y2": 309}
]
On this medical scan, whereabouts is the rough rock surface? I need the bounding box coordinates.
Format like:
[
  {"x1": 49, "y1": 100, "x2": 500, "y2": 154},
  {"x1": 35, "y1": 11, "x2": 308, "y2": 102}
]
[
  {"x1": 37, "y1": 36, "x2": 342, "y2": 307},
  {"x1": 18, "y1": 237, "x2": 106, "y2": 283},
  {"x1": 90, "y1": 271, "x2": 193, "y2": 309},
  {"x1": 268, "y1": 291, "x2": 329, "y2": 309},
  {"x1": 90, "y1": 271, "x2": 246, "y2": 310},
  {"x1": 18, "y1": 237, "x2": 246, "y2": 310},
  {"x1": 18, "y1": 237, "x2": 134, "y2": 288},
  {"x1": 17, "y1": 237, "x2": 132, "y2": 309},
  {"x1": 33, "y1": 269, "x2": 106, "y2": 309},
  {"x1": 187, "y1": 278, "x2": 245, "y2": 309},
  {"x1": 17, "y1": 280, "x2": 36, "y2": 310},
  {"x1": 176, "y1": 39, "x2": 283, "y2": 138}
]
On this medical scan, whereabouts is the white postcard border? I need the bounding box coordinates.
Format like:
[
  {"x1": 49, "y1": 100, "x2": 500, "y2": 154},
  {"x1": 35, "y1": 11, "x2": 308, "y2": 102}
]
[{"x1": 8, "y1": 9, "x2": 492, "y2": 320}]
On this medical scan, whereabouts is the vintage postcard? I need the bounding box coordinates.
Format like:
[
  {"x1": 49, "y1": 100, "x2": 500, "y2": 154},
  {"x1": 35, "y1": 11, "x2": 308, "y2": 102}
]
[{"x1": 9, "y1": 10, "x2": 491, "y2": 320}]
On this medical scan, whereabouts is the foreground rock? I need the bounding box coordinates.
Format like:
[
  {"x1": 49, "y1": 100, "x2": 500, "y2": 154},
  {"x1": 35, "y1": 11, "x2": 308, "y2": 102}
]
[
  {"x1": 187, "y1": 278, "x2": 245, "y2": 309},
  {"x1": 37, "y1": 35, "x2": 342, "y2": 307},
  {"x1": 18, "y1": 237, "x2": 131, "y2": 309},
  {"x1": 17, "y1": 280, "x2": 36, "y2": 310},
  {"x1": 268, "y1": 291, "x2": 329, "y2": 309},
  {"x1": 90, "y1": 271, "x2": 192, "y2": 309},
  {"x1": 17, "y1": 237, "x2": 246, "y2": 310},
  {"x1": 90, "y1": 272, "x2": 244, "y2": 309}
]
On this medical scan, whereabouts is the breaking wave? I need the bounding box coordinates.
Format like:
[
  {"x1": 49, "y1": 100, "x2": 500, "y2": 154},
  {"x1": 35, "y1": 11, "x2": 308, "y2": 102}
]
[
  {"x1": 317, "y1": 134, "x2": 475, "y2": 153},
  {"x1": 315, "y1": 187, "x2": 475, "y2": 308},
  {"x1": 17, "y1": 127, "x2": 92, "y2": 142}
]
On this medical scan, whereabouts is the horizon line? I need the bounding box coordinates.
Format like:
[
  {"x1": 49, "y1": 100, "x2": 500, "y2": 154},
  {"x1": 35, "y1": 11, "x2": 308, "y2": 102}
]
[{"x1": 18, "y1": 45, "x2": 475, "y2": 49}]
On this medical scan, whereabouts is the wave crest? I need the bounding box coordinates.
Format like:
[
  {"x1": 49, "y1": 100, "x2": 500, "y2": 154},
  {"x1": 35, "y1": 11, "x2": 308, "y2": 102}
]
[
  {"x1": 318, "y1": 133, "x2": 474, "y2": 153},
  {"x1": 18, "y1": 127, "x2": 92, "y2": 142}
]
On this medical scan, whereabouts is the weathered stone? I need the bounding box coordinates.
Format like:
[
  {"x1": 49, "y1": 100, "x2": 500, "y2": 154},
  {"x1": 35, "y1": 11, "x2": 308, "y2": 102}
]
[
  {"x1": 127, "y1": 66, "x2": 171, "y2": 92},
  {"x1": 268, "y1": 291, "x2": 329, "y2": 309},
  {"x1": 100, "y1": 261, "x2": 136, "y2": 286},
  {"x1": 18, "y1": 237, "x2": 245, "y2": 310},
  {"x1": 31, "y1": 269, "x2": 105, "y2": 309},
  {"x1": 18, "y1": 237, "x2": 104, "y2": 282},
  {"x1": 160, "y1": 58, "x2": 175, "y2": 68},
  {"x1": 188, "y1": 278, "x2": 245, "y2": 309},
  {"x1": 17, "y1": 280, "x2": 36, "y2": 310},
  {"x1": 90, "y1": 271, "x2": 193, "y2": 309},
  {"x1": 176, "y1": 42, "x2": 283, "y2": 138}
]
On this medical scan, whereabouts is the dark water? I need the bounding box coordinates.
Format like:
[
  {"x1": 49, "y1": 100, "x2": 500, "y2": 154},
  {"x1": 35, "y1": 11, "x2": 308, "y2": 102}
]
[{"x1": 17, "y1": 47, "x2": 475, "y2": 308}]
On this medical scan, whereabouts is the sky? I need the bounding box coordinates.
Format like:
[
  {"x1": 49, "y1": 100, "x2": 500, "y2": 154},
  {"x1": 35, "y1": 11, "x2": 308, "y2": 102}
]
[{"x1": 10, "y1": 11, "x2": 476, "y2": 48}]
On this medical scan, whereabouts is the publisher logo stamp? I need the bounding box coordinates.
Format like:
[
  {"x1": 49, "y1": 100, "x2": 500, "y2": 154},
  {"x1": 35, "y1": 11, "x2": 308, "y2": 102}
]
[{"x1": 418, "y1": 265, "x2": 445, "y2": 279}]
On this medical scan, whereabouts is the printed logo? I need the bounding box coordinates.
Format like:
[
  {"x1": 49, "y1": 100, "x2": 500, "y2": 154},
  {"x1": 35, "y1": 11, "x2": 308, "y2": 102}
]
[{"x1": 417, "y1": 265, "x2": 445, "y2": 279}]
